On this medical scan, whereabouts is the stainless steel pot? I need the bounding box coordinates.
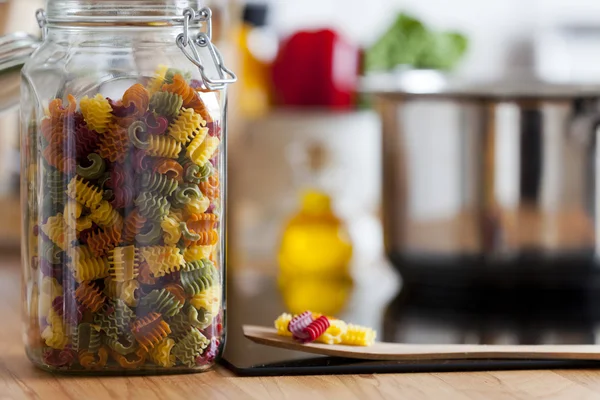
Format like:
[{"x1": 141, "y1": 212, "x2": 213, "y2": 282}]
[{"x1": 371, "y1": 74, "x2": 600, "y2": 288}]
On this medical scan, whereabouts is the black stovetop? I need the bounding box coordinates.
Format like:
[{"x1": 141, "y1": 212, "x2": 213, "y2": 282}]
[{"x1": 222, "y1": 261, "x2": 600, "y2": 376}]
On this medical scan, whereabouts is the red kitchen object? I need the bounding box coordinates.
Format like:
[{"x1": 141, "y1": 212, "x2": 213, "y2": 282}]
[{"x1": 271, "y1": 29, "x2": 359, "y2": 108}]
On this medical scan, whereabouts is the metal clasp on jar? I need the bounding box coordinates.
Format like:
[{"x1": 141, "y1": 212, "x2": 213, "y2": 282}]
[{"x1": 176, "y1": 7, "x2": 237, "y2": 91}]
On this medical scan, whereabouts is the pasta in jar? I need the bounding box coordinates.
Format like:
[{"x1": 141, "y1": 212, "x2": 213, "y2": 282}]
[{"x1": 21, "y1": 1, "x2": 234, "y2": 374}]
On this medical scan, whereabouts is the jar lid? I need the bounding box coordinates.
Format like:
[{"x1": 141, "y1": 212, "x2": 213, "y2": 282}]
[
  {"x1": 45, "y1": 0, "x2": 205, "y2": 24},
  {"x1": 0, "y1": 32, "x2": 40, "y2": 73}
]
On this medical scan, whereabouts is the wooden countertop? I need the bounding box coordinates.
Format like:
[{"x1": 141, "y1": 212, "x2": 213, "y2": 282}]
[{"x1": 2, "y1": 258, "x2": 600, "y2": 399}]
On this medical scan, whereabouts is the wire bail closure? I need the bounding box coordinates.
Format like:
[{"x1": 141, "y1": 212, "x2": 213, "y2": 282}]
[
  {"x1": 177, "y1": 7, "x2": 237, "y2": 91},
  {"x1": 36, "y1": 9, "x2": 48, "y2": 40}
]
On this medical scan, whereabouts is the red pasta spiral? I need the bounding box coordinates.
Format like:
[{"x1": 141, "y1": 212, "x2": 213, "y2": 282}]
[
  {"x1": 51, "y1": 295, "x2": 83, "y2": 326},
  {"x1": 109, "y1": 164, "x2": 135, "y2": 209},
  {"x1": 43, "y1": 348, "x2": 76, "y2": 368},
  {"x1": 121, "y1": 208, "x2": 146, "y2": 243},
  {"x1": 131, "y1": 149, "x2": 156, "y2": 173},
  {"x1": 87, "y1": 225, "x2": 122, "y2": 258},
  {"x1": 98, "y1": 123, "x2": 129, "y2": 163},
  {"x1": 288, "y1": 311, "x2": 313, "y2": 340},
  {"x1": 300, "y1": 316, "x2": 331, "y2": 344},
  {"x1": 73, "y1": 114, "x2": 100, "y2": 159},
  {"x1": 42, "y1": 146, "x2": 76, "y2": 174}
]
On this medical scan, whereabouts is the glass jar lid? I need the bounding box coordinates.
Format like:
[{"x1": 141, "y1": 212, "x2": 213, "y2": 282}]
[{"x1": 45, "y1": 0, "x2": 205, "y2": 24}]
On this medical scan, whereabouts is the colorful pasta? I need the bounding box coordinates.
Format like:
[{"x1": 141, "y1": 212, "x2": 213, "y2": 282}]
[
  {"x1": 80, "y1": 94, "x2": 113, "y2": 133},
  {"x1": 148, "y1": 338, "x2": 176, "y2": 367},
  {"x1": 131, "y1": 312, "x2": 171, "y2": 352},
  {"x1": 172, "y1": 327, "x2": 209, "y2": 367},
  {"x1": 30, "y1": 73, "x2": 224, "y2": 371},
  {"x1": 168, "y1": 107, "x2": 205, "y2": 144},
  {"x1": 67, "y1": 176, "x2": 104, "y2": 210},
  {"x1": 149, "y1": 91, "x2": 183, "y2": 119}
]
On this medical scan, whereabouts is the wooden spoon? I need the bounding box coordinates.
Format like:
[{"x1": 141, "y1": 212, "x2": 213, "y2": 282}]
[{"x1": 243, "y1": 326, "x2": 600, "y2": 361}]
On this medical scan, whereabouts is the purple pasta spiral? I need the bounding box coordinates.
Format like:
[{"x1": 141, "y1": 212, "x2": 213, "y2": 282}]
[
  {"x1": 39, "y1": 259, "x2": 63, "y2": 283},
  {"x1": 143, "y1": 112, "x2": 169, "y2": 135},
  {"x1": 52, "y1": 295, "x2": 83, "y2": 325},
  {"x1": 43, "y1": 347, "x2": 75, "y2": 368},
  {"x1": 73, "y1": 113, "x2": 100, "y2": 159},
  {"x1": 108, "y1": 98, "x2": 136, "y2": 117}
]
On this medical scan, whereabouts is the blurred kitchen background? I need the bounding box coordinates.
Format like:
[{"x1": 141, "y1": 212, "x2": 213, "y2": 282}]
[{"x1": 7, "y1": 0, "x2": 600, "y2": 344}]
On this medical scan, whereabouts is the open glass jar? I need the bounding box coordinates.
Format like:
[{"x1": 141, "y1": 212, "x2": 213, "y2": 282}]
[{"x1": 21, "y1": 0, "x2": 235, "y2": 373}]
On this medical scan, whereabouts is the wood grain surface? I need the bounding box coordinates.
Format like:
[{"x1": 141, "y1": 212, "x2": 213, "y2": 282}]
[
  {"x1": 2, "y1": 258, "x2": 600, "y2": 399},
  {"x1": 244, "y1": 325, "x2": 600, "y2": 361}
]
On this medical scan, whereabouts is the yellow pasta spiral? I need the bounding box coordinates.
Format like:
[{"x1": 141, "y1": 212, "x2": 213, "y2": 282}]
[
  {"x1": 316, "y1": 319, "x2": 348, "y2": 345},
  {"x1": 341, "y1": 324, "x2": 377, "y2": 347},
  {"x1": 168, "y1": 108, "x2": 205, "y2": 144},
  {"x1": 42, "y1": 310, "x2": 69, "y2": 349},
  {"x1": 183, "y1": 245, "x2": 214, "y2": 263},
  {"x1": 104, "y1": 278, "x2": 139, "y2": 307},
  {"x1": 161, "y1": 212, "x2": 183, "y2": 246},
  {"x1": 184, "y1": 195, "x2": 210, "y2": 217},
  {"x1": 274, "y1": 313, "x2": 293, "y2": 337},
  {"x1": 72, "y1": 255, "x2": 110, "y2": 283},
  {"x1": 190, "y1": 285, "x2": 221, "y2": 316},
  {"x1": 185, "y1": 128, "x2": 211, "y2": 165},
  {"x1": 147, "y1": 135, "x2": 182, "y2": 158},
  {"x1": 138, "y1": 246, "x2": 185, "y2": 277},
  {"x1": 89, "y1": 201, "x2": 123, "y2": 229},
  {"x1": 147, "y1": 65, "x2": 169, "y2": 95},
  {"x1": 63, "y1": 200, "x2": 93, "y2": 232},
  {"x1": 67, "y1": 176, "x2": 104, "y2": 210},
  {"x1": 41, "y1": 214, "x2": 71, "y2": 251},
  {"x1": 108, "y1": 246, "x2": 140, "y2": 282},
  {"x1": 80, "y1": 94, "x2": 113, "y2": 134},
  {"x1": 148, "y1": 337, "x2": 176, "y2": 368}
]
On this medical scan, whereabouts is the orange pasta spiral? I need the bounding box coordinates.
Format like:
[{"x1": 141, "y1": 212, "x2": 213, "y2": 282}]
[
  {"x1": 87, "y1": 225, "x2": 122, "y2": 258},
  {"x1": 162, "y1": 74, "x2": 212, "y2": 123},
  {"x1": 78, "y1": 347, "x2": 109, "y2": 370},
  {"x1": 122, "y1": 84, "x2": 149, "y2": 117},
  {"x1": 121, "y1": 209, "x2": 147, "y2": 243},
  {"x1": 42, "y1": 146, "x2": 76, "y2": 174},
  {"x1": 110, "y1": 348, "x2": 147, "y2": 369},
  {"x1": 48, "y1": 94, "x2": 77, "y2": 121},
  {"x1": 199, "y1": 173, "x2": 220, "y2": 201},
  {"x1": 98, "y1": 123, "x2": 129, "y2": 163},
  {"x1": 187, "y1": 213, "x2": 218, "y2": 232},
  {"x1": 153, "y1": 159, "x2": 184, "y2": 182},
  {"x1": 137, "y1": 261, "x2": 157, "y2": 285},
  {"x1": 75, "y1": 282, "x2": 106, "y2": 313},
  {"x1": 131, "y1": 312, "x2": 171, "y2": 352},
  {"x1": 164, "y1": 283, "x2": 187, "y2": 304},
  {"x1": 185, "y1": 230, "x2": 219, "y2": 247}
]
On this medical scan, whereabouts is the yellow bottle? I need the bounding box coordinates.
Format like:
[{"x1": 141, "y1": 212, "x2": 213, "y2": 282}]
[{"x1": 278, "y1": 190, "x2": 353, "y2": 315}]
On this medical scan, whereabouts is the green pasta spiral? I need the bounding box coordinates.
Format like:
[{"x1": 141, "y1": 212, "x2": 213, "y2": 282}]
[
  {"x1": 140, "y1": 171, "x2": 179, "y2": 197},
  {"x1": 182, "y1": 158, "x2": 212, "y2": 184},
  {"x1": 172, "y1": 183, "x2": 202, "y2": 208},
  {"x1": 139, "y1": 289, "x2": 184, "y2": 317},
  {"x1": 40, "y1": 241, "x2": 63, "y2": 264},
  {"x1": 164, "y1": 68, "x2": 191, "y2": 85},
  {"x1": 134, "y1": 192, "x2": 170, "y2": 221},
  {"x1": 103, "y1": 333, "x2": 138, "y2": 355},
  {"x1": 46, "y1": 170, "x2": 67, "y2": 206},
  {"x1": 167, "y1": 310, "x2": 192, "y2": 340},
  {"x1": 187, "y1": 304, "x2": 212, "y2": 330},
  {"x1": 135, "y1": 221, "x2": 163, "y2": 246},
  {"x1": 94, "y1": 301, "x2": 134, "y2": 341},
  {"x1": 172, "y1": 327, "x2": 209, "y2": 367},
  {"x1": 76, "y1": 153, "x2": 106, "y2": 180},
  {"x1": 180, "y1": 259, "x2": 218, "y2": 296},
  {"x1": 73, "y1": 323, "x2": 102, "y2": 353},
  {"x1": 150, "y1": 91, "x2": 183, "y2": 118}
]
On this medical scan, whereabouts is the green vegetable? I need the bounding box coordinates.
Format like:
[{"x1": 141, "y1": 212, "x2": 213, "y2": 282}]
[{"x1": 364, "y1": 13, "x2": 468, "y2": 72}]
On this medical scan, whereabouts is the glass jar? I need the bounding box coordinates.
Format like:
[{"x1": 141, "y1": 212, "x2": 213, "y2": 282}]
[{"x1": 21, "y1": 0, "x2": 236, "y2": 373}]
